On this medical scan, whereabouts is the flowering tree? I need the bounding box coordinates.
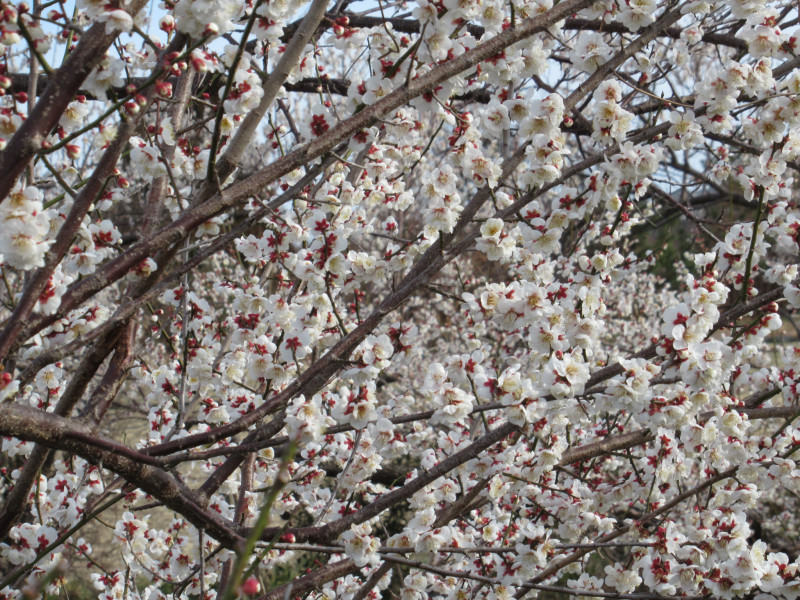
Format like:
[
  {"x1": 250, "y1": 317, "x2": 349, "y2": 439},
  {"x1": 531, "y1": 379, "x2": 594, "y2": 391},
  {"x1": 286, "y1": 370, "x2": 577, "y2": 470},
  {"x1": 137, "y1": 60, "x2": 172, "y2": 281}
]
[{"x1": 1, "y1": 0, "x2": 800, "y2": 597}]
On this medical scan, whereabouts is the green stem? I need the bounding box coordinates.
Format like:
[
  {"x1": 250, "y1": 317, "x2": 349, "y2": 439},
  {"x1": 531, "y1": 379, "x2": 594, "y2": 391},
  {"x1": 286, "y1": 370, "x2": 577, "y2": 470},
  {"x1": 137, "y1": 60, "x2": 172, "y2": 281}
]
[
  {"x1": 221, "y1": 441, "x2": 298, "y2": 600},
  {"x1": 737, "y1": 186, "x2": 765, "y2": 307}
]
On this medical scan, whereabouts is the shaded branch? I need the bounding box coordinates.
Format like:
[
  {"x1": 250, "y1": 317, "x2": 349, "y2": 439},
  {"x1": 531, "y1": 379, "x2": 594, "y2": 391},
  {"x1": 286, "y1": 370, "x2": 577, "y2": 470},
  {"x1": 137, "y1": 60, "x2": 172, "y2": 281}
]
[{"x1": 0, "y1": 403, "x2": 245, "y2": 548}]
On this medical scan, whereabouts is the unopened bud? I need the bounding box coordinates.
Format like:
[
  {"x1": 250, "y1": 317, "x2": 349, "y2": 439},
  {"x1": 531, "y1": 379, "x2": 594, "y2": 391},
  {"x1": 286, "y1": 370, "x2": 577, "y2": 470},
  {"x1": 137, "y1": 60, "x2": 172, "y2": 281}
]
[
  {"x1": 241, "y1": 577, "x2": 261, "y2": 596},
  {"x1": 159, "y1": 15, "x2": 176, "y2": 33},
  {"x1": 2, "y1": 5, "x2": 18, "y2": 22},
  {"x1": 190, "y1": 56, "x2": 207, "y2": 72},
  {"x1": 156, "y1": 81, "x2": 172, "y2": 98}
]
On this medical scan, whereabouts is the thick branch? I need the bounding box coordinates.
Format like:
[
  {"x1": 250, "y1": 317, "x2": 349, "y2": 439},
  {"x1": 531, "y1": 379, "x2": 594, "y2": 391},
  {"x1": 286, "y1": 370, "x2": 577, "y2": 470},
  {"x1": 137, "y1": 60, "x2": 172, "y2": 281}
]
[
  {"x1": 0, "y1": 403, "x2": 244, "y2": 548},
  {"x1": 13, "y1": 0, "x2": 595, "y2": 368},
  {"x1": 0, "y1": 33, "x2": 189, "y2": 367}
]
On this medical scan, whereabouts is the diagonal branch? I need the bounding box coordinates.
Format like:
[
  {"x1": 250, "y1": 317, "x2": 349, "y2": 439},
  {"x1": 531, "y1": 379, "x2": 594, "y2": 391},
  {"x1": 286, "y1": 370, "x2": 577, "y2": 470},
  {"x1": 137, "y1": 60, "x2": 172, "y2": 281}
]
[
  {"x1": 0, "y1": 33, "x2": 189, "y2": 368},
  {"x1": 0, "y1": 403, "x2": 245, "y2": 548},
  {"x1": 0, "y1": 0, "x2": 149, "y2": 203},
  {"x1": 9, "y1": 0, "x2": 596, "y2": 365}
]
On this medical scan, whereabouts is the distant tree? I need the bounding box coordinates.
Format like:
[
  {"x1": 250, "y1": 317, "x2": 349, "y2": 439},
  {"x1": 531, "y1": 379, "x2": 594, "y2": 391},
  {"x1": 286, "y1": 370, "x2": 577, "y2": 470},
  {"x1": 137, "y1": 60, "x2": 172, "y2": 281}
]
[{"x1": 0, "y1": 0, "x2": 800, "y2": 598}]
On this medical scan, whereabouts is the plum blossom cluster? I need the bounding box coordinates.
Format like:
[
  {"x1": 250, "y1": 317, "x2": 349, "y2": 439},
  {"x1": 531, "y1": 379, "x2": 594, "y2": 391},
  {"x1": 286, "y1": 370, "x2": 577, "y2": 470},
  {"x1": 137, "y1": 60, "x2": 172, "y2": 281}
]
[
  {"x1": 0, "y1": 185, "x2": 52, "y2": 270},
  {"x1": 1, "y1": 0, "x2": 800, "y2": 599}
]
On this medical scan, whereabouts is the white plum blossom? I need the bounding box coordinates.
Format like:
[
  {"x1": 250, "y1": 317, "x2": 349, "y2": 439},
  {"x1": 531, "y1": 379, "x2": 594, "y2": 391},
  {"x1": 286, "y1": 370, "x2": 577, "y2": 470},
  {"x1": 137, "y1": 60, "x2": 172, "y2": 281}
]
[
  {"x1": 173, "y1": 0, "x2": 241, "y2": 37},
  {"x1": 0, "y1": 185, "x2": 52, "y2": 270},
  {"x1": 286, "y1": 394, "x2": 327, "y2": 442},
  {"x1": 97, "y1": 8, "x2": 134, "y2": 34},
  {"x1": 340, "y1": 523, "x2": 380, "y2": 567},
  {"x1": 666, "y1": 110, "x2": 705, "y2": 150},
  {"x1": 570, "y1": 32, "x2": 613, "y2": 73}
]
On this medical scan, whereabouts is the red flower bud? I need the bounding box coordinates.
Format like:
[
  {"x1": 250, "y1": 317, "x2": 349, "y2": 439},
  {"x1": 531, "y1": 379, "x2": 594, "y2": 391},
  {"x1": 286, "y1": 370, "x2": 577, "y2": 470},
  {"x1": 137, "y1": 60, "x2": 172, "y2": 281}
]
[
  {"x1": 156, "y1": 81, "x2": 173, "y2": 98},
  {"x1": 241, "y1": 577, "x2": 261, "y2": 595}
]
